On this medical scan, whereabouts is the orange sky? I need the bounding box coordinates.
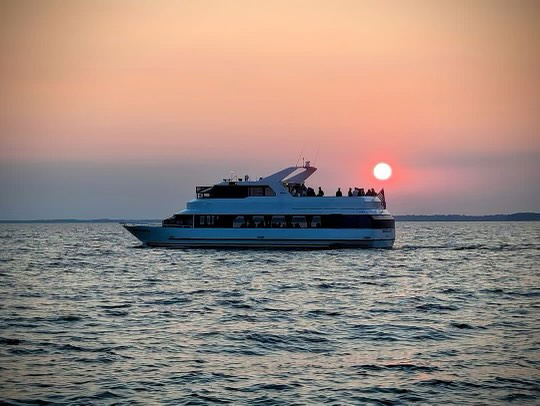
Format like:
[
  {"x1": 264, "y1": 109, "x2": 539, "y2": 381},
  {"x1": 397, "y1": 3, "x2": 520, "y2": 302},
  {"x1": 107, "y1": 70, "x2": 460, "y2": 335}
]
[{"x1": 1, "y1": 0, "x2": 539, "y2": 217}]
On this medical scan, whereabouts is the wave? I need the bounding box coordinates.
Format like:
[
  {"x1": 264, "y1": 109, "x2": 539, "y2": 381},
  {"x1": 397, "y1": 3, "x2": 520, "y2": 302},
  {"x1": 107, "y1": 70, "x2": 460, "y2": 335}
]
[
  {"x1": 399, "y1": 243, "x2": 539, "y2": 251},
  {"x1": 0, "y1": 337, "x2": 22, "y2": 345},
  {"x1": 146, "y1": 297, "x2": 192, "y2": 305},
  {"x1": 416, "y1": 303, "x2": 459, "y2": 312},
  {"x1": 352, "y1": 363, "x2": 438, "y2": 372}
]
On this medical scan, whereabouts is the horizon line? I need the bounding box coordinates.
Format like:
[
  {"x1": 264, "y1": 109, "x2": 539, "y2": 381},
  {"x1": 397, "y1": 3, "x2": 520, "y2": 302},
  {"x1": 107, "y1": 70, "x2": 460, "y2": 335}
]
[{"x1": 1, "y1": 212, "x2": 539, "y2": 223}]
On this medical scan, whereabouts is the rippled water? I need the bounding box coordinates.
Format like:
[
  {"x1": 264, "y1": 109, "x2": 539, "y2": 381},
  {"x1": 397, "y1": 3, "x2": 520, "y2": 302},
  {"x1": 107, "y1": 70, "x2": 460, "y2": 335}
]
[{"x1": 0, "y1": 222, "x2": 539, "y2": 404}]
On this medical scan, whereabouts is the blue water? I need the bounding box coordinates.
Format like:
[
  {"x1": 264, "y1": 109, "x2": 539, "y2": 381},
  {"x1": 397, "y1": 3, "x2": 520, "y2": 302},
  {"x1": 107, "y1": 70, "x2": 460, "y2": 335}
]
[{"x1": 0, "y1": 222, "x2": 539, "y2": 404}]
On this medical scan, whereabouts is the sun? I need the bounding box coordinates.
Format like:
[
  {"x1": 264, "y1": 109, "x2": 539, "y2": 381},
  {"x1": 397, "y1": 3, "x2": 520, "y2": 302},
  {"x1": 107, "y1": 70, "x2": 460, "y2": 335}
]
[{"x1": 373, "y1": 162, "x2": 392, "y2": 180}]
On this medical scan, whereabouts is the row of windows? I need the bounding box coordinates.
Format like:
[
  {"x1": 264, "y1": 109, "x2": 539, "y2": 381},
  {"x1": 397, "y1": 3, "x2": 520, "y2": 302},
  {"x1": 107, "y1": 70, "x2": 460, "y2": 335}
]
[
  {"x1": 196, "y1": 185, "x2": 276, "y2": 199},
  {"x1": 163, "y1": 215, "x2": 394, "y2": 229}
]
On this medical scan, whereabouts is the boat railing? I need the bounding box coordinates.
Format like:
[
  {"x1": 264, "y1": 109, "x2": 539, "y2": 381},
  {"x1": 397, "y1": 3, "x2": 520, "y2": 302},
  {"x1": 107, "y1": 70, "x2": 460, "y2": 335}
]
[{"x1": 287, "y1": 187, "x2": 386, "y2": 207}]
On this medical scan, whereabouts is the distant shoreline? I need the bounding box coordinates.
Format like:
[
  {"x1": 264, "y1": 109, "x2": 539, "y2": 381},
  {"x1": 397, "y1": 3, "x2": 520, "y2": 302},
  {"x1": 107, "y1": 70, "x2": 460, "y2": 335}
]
[
  {"x1": 395, "y1": 212, "x2": 540, "y2": 221},
  {"x1": 1, "y1": 212, "x2": 539, "y2": 223}
]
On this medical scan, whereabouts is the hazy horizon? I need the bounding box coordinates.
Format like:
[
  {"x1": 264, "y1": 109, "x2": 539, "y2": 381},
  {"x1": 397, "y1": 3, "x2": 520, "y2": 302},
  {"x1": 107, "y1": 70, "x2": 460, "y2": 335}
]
[
  {"x1": 2, "y1": 212, "x2": 539, "y2": 222},
  {"x1": 1, "y1": 1, "x2": 539, "y2": 219}
]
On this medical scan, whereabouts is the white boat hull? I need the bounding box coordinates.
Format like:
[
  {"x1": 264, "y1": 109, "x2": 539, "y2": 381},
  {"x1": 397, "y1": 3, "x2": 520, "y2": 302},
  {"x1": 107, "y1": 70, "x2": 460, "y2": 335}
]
[{"x1": 124, "y1": 225, "x2": 395, "y2": 249}]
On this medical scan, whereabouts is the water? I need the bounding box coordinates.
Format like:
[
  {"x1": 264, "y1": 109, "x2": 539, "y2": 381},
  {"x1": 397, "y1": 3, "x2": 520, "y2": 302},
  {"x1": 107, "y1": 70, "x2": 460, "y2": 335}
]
[{"x1": 0, "y1": 222, "x2": 539, "y2": 405}]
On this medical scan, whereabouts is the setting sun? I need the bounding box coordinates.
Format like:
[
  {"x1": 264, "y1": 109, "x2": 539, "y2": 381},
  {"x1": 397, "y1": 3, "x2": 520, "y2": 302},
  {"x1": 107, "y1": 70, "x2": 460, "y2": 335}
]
[{"x1": 373, "y1": 162, "x2": 392, "y2": 180}]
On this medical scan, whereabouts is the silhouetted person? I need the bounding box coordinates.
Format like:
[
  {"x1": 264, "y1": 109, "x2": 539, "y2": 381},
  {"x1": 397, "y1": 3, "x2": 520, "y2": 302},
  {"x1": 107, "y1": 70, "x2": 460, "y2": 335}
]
[
  {"x1": 336, "y1": 188, "x2": 342, "y2": 197},
  {"x1": 359, "y1": 188, "x2": 365, "y2": 196},
  {"x1": 348, "y1": 188, "x2": 353, "y2": 197},
  {"x1": 307, "y1": 187, "x2": 316, "y2": 196},
  {"x1": 317, "y1": 187, "x2": 324, "y2": 197}
]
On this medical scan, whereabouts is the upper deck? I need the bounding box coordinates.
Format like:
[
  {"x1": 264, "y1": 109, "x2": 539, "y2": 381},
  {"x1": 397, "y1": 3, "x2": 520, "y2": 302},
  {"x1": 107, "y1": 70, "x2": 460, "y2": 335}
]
[
  {"x1": 195, "y1": 165, "x2": 315, "y2": 198},
  {"x1": 182, "y1": 164, "x2": 388, "y2": 215}
]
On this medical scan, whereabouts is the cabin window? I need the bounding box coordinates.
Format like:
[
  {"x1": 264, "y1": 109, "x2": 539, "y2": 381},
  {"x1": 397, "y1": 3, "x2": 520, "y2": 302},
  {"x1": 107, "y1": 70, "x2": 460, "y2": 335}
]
[
  {"x1": 193, "y1": 215, "x2": 237, "y2": 228},
  {"x1": 249, "y1": 187, "x2": 264, "y2": 196},
  {"x1": 248, "y1": 186, "x2": 275, "y2": 196},
  {"x1": 253, "y1": 215, "x2": 266, "y2": 227},
  {"x1": 320, "y1": 215, "x2": 357, "y2": 228},
  {"x1": 162, "y1": 214, "x2": 193, "y2": 227},
  {"x1": 264, "y1": 187, "x2": 276, "y2": 196},
  {"x1": 196, "y1": 215, "x2": 216, "y2": 227},
  {"x1": 189, "y1": 214, "x2": 393, "y2": 228},
  {"x1": 320, "y1": 215, "x2": 341, "y2": 228},
  {"x1": 271, "y1": 215, "x2": 286, "y2": 228},
  {"x1": 292, "y1": 216, "x2": 307, "y2": 228},
  {"x1": 233, "y1": 216, "x2": 245, "y2": 228},
  {"x1": 210, "y1": 186, "x2": 249, "y2": 199},
  {"x1": 197, "y1": 185, "x2": 276, "y2": 198},
  {"x1": 214, "y1": 215, "x2": 235, "y2": 228},
  {"x1": 243, "y1": 215, "x2": 252, "y2": 228}
]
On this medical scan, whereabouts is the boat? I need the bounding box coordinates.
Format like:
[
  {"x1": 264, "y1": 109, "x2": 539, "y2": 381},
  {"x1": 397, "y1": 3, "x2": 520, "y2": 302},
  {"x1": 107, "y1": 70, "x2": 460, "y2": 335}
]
[{"x1": 123, "y1": 163, "x2": 395, "y2": 248}]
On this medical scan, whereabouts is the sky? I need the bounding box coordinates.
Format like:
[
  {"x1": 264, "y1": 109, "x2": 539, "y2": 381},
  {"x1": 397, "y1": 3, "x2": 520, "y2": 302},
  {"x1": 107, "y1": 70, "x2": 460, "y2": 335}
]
[{"x1": 1, "y1": 0, "x2": 539, "y2": 219}]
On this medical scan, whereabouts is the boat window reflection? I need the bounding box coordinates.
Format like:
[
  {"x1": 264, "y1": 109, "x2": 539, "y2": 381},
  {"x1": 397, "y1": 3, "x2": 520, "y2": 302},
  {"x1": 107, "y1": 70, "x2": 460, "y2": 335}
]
[{"x1": 233, "y1": 216, "x2": 245, "y2": 228}]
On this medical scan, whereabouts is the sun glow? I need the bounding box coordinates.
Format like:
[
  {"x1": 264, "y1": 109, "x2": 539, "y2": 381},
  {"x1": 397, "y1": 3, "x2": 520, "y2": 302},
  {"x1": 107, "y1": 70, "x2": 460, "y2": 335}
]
[{"x1": 373, "y1": 162, "x2": 392, "y2": 180}]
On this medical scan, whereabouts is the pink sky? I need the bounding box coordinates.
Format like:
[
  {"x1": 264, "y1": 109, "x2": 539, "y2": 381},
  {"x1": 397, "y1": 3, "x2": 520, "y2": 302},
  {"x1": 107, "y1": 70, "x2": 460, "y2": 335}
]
[{"x1": 1, "y1": 0, "x2": 539, "y2": 218}]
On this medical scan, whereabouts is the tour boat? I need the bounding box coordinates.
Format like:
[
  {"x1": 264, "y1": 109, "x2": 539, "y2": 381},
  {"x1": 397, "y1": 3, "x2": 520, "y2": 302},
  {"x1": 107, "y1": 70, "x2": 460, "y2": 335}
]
[{"x1": 123, "y1": 163, "x2": 395, "y2": 248}]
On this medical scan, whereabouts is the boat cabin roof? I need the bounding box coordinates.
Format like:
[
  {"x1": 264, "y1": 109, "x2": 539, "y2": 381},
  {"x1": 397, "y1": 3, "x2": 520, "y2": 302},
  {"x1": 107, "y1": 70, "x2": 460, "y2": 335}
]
[{"x1": 196, "y1": 165, "x2": 318, "y2": 198}]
